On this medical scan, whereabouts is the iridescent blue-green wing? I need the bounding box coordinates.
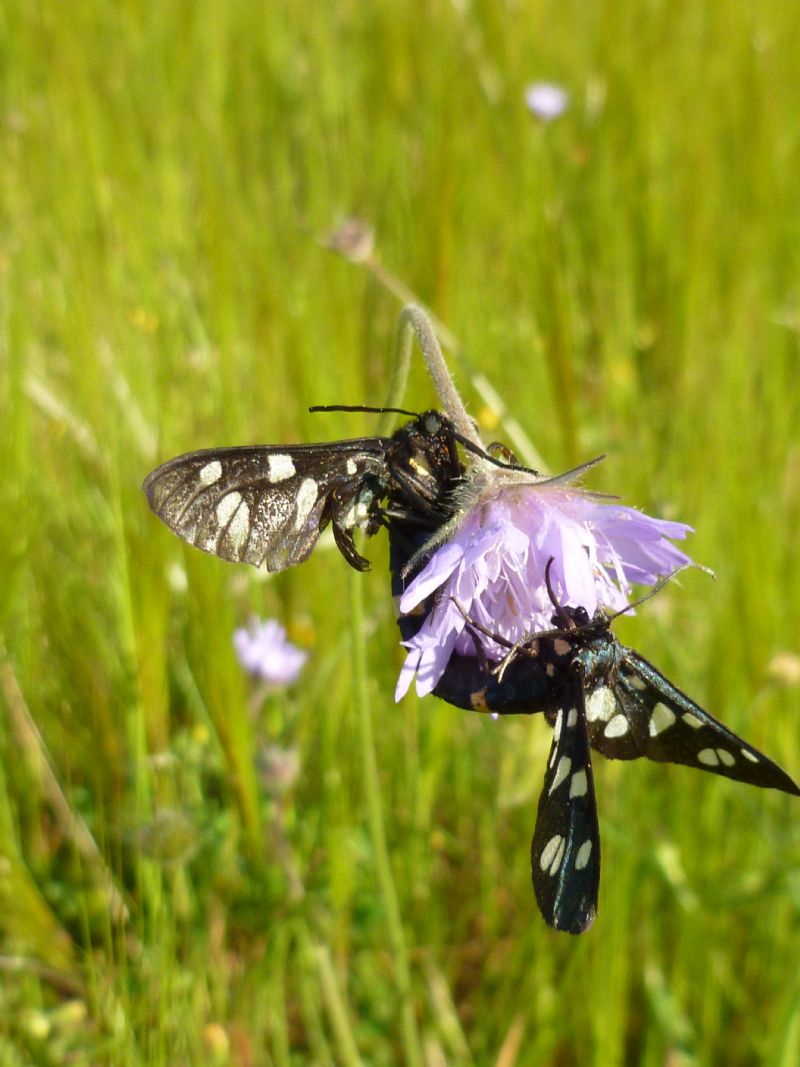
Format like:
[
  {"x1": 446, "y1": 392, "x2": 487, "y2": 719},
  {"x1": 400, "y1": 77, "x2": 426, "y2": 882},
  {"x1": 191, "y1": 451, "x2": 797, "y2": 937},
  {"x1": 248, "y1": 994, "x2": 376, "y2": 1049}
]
[{"x1": 531, "y1": 668, "x2": 601, "y2": 934}]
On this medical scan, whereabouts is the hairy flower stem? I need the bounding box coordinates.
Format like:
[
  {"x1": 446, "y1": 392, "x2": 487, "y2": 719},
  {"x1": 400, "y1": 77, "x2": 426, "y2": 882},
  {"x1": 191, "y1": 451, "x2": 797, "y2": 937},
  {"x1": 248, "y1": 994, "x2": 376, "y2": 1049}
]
[
  {"x1": 339, "y1": 236, "x2": 546, "y2": 466},
  {"x1": 348, "y1": 572, "x2": 423, "y2": 1067},
  {"x1": 380, "y1": 305, "x2": 481, "y2": 446}
]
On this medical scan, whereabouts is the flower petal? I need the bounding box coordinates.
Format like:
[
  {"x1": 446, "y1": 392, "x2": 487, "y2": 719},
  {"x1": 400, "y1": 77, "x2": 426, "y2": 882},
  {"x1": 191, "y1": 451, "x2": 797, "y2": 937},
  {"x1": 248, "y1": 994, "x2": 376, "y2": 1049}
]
[
  {"x1": 398, "y1": 540, "x2": 464, "y2": 612},
  {"x1": 395, "y1": 477, "x2": 696, "y2": 700}
]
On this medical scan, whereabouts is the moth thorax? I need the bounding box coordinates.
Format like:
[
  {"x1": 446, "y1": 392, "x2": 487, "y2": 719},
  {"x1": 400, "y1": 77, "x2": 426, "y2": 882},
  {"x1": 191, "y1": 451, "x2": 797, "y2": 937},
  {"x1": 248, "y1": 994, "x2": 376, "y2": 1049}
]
[{"x1": 581, "y1": 638, "x2": 618, "y2": 684}]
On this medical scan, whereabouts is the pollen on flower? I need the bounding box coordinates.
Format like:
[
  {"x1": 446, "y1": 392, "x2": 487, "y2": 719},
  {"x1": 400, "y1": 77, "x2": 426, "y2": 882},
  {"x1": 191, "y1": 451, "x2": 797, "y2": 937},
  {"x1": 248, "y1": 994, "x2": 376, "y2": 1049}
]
[
  {"x1": 233, "y1": 617, "x2": 307, "y2": 686},
  {"x1": 395, "y1": 475, "x2": 695, "y2": 700}
]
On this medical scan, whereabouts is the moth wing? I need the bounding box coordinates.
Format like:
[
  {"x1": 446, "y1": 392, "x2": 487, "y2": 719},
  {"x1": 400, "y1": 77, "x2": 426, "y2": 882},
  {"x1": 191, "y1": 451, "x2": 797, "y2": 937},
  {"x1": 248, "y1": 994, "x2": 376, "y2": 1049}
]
[
  {"x1": 531, "y1": 668, "x2": 601, "y2": 935},
  {"x1": 585, "y1": 646, "x2": 800, "y2": 796},
  {"x1": 143, "y1": 441, "x2": 385, "y2": 571}
]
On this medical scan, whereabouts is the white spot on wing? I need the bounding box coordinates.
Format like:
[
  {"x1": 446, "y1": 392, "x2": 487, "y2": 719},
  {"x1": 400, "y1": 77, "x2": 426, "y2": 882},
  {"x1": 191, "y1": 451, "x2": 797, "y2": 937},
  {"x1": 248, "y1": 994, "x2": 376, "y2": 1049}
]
[
  {"x1": 697, "y1": 748, "x2": 719, "y2": 766},
  {"x1": 346, "y1": 459, "x2": 357, "y2": 475},
  {"x1": 717, "y1": 748, "x2": 735, "y2": 767},
  {"x1": 540, "y1": 834, "x2": 566, "y2": 875},
  {"x1": 649, "y1": 703, "x2": 676, "y2": 737},
  {"x1": 575, "y1": 839, "x2": 593, "y2": 871},
  {"x1": 227, "y1": 499, "x2": 250, "y2": 552},
  {"x1": 628, "y1": 674, "x2": 647, "y2": 691},
  {"x1": 268, "y1": 454, "x2": 296, "y2": 482},
  {"x1": 199, "y1": 460, "x2": 222, "y2": 485},
  {"x1": 585, "y1": 686, "x2": 617, "y2": 723},
  {"x1": 217, "y1": 491, "x2": 242, "y2": 526},
  {"x1": 343, "y1": 500, "x2": 370, "y2": 529},
  {"x1": 567, "y1": 708, "x2": 578, "y2": 728},
  {"x1": 293, "y1": 478, "x2": 319, "y2": 531},
  {"x1": 569, "y1": 769, "x2": 588, "y2": 798},
  {"x1": 552, "y1": 709, "x2": 563, "y2": 746},
  {"x1": 604, "y1": 714, "x2": 629, "y2": 738},
  {"x1": 683, "y1": 712, "x2": 703, "y2": 729},
  {"x1": 549, "y1": 756, "x2": 572, "y2": 795},
  {"x1": 741, "y1": 748, "x2": 759, "y2": 763}
]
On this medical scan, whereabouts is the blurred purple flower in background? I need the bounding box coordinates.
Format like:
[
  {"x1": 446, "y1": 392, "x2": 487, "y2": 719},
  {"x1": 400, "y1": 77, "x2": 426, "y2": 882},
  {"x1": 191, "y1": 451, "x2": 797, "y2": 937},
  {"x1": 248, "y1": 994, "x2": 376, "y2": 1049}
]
[
  {"x1": 525, "y1": 82, "x2": 569, "y2": 121},
  {"x1": 234, "y1": 617, "x2": 307, "y2": 686},
  {"x1": 396, "y1": 478, "x2": 693, "y2": 700}
]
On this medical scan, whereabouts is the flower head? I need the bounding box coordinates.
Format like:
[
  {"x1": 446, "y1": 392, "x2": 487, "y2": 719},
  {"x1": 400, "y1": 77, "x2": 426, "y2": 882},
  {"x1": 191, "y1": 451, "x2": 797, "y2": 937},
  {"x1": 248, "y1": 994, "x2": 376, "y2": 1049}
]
[
  {"x1": 234, "y1": 617, "x2": 307, "y2": 686},
  {"x1": 395, "y1": 471, "x2": 694, "y2": 700},
  {"x1": 525, "y1": 82, "x2": 569, "y2": 122},
  {"x1": 325, "y1": 216, "x2": 375, "y2": 264}
]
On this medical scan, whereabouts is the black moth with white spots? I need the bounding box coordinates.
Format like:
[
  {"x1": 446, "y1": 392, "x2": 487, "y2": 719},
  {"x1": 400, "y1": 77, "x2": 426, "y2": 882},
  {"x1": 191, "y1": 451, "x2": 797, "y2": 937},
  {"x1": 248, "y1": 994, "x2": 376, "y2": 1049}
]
[
  {"x1": 143, "y1": 410, "x2": 463, "y2": 573},
  {"x1": 424, "y1": 605, "x2": 799, "y2": 934},
  {"x1": 386, "y1": 430, "x2": 800, "y2": 935}
]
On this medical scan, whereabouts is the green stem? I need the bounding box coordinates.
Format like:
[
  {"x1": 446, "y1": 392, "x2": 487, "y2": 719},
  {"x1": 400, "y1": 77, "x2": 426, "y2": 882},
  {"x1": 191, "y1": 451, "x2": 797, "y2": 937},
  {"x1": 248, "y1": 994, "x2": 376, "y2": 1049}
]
[
  {"x1": 348, "y1": 572, "x2": 423, "y2": 1067},
  {"x1": 312, "y1": 940, "x2": 364, "y2": 1067}
]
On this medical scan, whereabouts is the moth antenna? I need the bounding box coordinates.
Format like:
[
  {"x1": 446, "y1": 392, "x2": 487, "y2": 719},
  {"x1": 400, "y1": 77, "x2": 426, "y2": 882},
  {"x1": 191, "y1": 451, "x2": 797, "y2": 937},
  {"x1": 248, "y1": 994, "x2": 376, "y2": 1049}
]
[
  {"x1": 544, "y1": 557, "x2": 578, "y2": 630},
  {"x1": 603, "y1": 562, "x2": 713, "y2": 625},
  {"x1": 309, "y1": 403, "x2": 419, "y2": 418}
]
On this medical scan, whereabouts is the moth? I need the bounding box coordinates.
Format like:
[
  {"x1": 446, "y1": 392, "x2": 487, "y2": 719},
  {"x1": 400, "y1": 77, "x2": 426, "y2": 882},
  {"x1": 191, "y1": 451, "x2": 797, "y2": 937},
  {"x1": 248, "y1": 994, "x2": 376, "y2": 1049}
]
[
  {"x1": 143, "y1": 408, "x2": 463, "y2": 573},
  {"x1": 386, "y1": 432, "x2": 800, "y2": 935},
  {"x1": 426, "y1": 587, "x2": 800, "y2": 933}
]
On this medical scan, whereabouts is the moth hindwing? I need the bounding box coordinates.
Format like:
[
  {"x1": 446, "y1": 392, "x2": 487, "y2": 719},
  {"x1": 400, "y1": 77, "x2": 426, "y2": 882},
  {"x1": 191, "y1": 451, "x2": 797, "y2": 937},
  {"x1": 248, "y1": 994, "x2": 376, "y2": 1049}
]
[{"x1": 143, "y1": 410, "x2": 464, "y2": 573}]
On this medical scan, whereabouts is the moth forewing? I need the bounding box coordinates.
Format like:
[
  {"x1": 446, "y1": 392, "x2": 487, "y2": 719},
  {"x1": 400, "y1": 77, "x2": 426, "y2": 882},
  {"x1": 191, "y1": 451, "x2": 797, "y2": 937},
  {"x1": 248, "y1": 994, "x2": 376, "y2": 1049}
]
[
  {"x1": 613, "y1": 649, "x2": 800, "y2": 796},
  {"x1": 531, "y1": 669, "x2": 601, "y2": 935},
  {"x1": 143, "y1": 438, "x2": 389, "y2": 571}
]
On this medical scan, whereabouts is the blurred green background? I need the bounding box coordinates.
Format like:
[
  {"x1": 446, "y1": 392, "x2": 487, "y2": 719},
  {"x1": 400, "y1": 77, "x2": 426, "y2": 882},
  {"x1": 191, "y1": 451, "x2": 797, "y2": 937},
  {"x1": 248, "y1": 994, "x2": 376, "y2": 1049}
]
[{"x1": 2, "y1": 1, "x2": 800, "y2": 1063}]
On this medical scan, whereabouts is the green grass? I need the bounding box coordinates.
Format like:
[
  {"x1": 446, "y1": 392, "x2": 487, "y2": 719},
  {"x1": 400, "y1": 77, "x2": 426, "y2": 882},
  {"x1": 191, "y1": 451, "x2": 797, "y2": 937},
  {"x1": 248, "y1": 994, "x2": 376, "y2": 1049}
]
[{"x1": 2, "y1": 0, "x2": 800, "y2": 1063}]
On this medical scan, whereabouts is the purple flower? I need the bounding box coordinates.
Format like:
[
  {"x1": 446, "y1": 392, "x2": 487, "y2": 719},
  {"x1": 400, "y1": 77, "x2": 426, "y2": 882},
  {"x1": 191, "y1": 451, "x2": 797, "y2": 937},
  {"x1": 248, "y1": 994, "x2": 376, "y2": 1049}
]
[
  {"x1": 525, "y1": 82, "x2": 569, "y2": 122},
  {"x1": 234, "y1": 617, "x2": 307, "y2": 686},
  {"x1": 395, "y1": 475, "x2": 694, "y2": 700}
]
